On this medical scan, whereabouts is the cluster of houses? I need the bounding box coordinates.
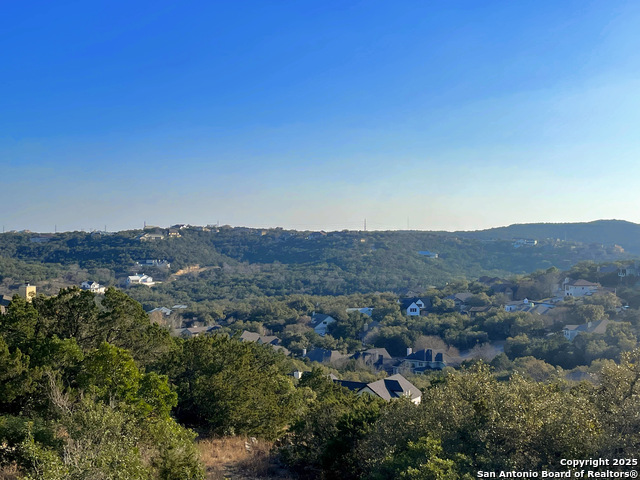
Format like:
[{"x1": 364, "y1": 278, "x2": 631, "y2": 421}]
[{"x1": 301, "y1": 346, "x2": 447, "y2": 375}]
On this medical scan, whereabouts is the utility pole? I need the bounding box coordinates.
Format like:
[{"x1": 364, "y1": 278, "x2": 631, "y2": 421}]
[{"x1": 364, "y1": 218, "x2": 367, "y2": 232}]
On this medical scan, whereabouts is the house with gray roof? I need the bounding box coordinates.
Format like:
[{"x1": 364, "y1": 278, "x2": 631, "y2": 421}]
[
  {"x1": 393, "y1": 348, "x2": 446, "y2": 374},
  {"x1": 563, "y1": 319, "x2": 611, "y2": 341},
  {"x1": 305, "y1": 347, "x2": 347, "y2": 364},
  {"x1": 311, "y1": 313, "x2": 337, "y2": 336},
  {"x1": 335, "y1": 373, "x2": 422, "y2": 404},
  {"x1": 350, "y1": 348, "x2": 393, "y2": 369}
]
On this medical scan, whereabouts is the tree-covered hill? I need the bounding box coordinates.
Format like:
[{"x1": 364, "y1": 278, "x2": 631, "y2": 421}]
[
  {"x1": 457, "y1": 219, "x2": 640, "y2": 253},
  {"x1": 0, "y1": 225, "x2": 635, "y2": 303}
]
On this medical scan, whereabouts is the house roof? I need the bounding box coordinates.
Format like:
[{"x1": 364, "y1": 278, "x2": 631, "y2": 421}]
[
  {"x1": 239, "y1": 331, "x2": 261, "y2": 343},
  {"x1": 335, "y1": 380, "x2": 368, "y2": 391},
  {"x1": 564, "y1": 319, "x2": 611, "y2": 335},
  {"x1": 406, "y1": 349, "x2": 439, "y2": 361},
  {"x1": 365, "y1": 374, "x2": 422, "y2": 402},
  {"x1": 350, "y1": 347, "x2": 392, "y2": 363},
  {"x1": 311, "y1": 313, "x2": 335, "y2": 326},
  {"x1": 400, "y1": 297, "x2": 430, "y2": 310},
  {"x1": 258, "y1": 335, "x2": 280, "y2": 345},
  {"x1": 305, "y1": 347, "x2": 347, "y2": 363},
  {"x1": 445, "y1": 292, "x2": 473, "y2": 303},
  {"x1": 469, "y1": 306, "x2": 492, "y2": 313},
  {"x1": 567, "y1": 279, "x2": 600, "y2": 287}
]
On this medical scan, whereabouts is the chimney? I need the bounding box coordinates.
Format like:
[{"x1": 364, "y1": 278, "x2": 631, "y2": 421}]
[
  {"x1": 425, "y1": 349, "x2": 433, "y2": 362},
  {"x1": 406, "y1": 347, "x2": 413, "y2": 357}
]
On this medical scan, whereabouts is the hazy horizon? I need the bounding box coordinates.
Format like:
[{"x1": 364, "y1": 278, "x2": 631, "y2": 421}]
[
  {"x1": 3, "y1": 1, "x2": 640, "y2": 233},
  {"x1": 4, "y1": 218, "x2": 637, "y2": 235}
]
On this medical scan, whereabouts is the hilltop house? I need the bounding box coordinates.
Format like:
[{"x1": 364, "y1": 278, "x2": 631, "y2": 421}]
[
  {"x1": 564, "y1": 279, "x2": 600, "y2": 297},
  {"x1": 138, "y1": 233, "x2": 165, "y2": 241},
  {"x1": 136, "y1": 259, "x2": 171, "y2": 269},
  {"x1": 80, "y1": 281, "x2": 106, "y2": 294},
  {"x1": 126, "y1": 274, "x2": 154, "y2": 287},
  {"x1": 335, "y1": 374, "x2": 422, "y2": 404}
]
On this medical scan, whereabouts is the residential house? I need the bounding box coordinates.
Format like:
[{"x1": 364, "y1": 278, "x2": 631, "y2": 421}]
[
  {"x1": 126, "y1": 274, "x2": 154, "y2": 287},
  {"x1": 505, "y1": 298, "x2": 533, "y2": 312},
  {"x1": 335, "y1": 374, "x2": 422, "y2": 405},
  {"x1": 168, "y1": 228, "x2": 182, "y2": 238},
  {"x1": 311, "y1": 313, "x2": 337, "y2": 336},
  {"x1": 564, "y1": 279, "x2": 600, "y2": 297},
  {"x1": 350, "y1": 347, "x2": 393, "y2": 369},
  {"x1": 393, "y1": 348, "x2": 446, "y2": 374},
  {"x1": 239, "y1": 330, "x2": 290, "y2": 355},
  {"x1": 513, "y1": 238, "x2": 538, "y2": 247},
  {"x1": 80, "y1": 281, "x2": 106, "y2": 294},
  {"x1": 619, "y1": 263, "x2": 638, "y2": 278},
  {"x1": 418, "y1": 250, "x2": 438, "y2": 258},
  {"x1": 138, "y1": 233, "x2": 165, "y2": 241},
  {"x1": 563, "y1": 319, "x2": 611, "y2": 341},
  {"x1": 468, "y1": 305, "x2": 493, "y2": 317},
  {"x1": 504, "y1": 299, "x2": 554, "y2": 315},
  {"x1": 30, "y1": 234, "x2": 54, "y2": 243},
  {"x1": 136, "y1": 259, "x2": 171, "y2": 269},
  {"x1": 148, "y1": 307, "x2": 173, "y2": 316},
  {"x1": 304, "y1": 347, "x2": 347, "y2": 364},
  {"x1": 445, "y1": 292, "x2": 474, "y2": 309},
  {"x1": 399, "y1": 297, "x2": 431, "y2": 316}
]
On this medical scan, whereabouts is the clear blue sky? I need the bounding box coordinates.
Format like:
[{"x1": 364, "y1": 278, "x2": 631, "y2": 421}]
[{"x1": 2, "y1": 0, "x2": 640, "y2": 232}]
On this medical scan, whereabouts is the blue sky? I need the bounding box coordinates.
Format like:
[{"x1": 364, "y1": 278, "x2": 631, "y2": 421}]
[{"x1": 2, "y1": 0, "x2": 640, "y2": 232}]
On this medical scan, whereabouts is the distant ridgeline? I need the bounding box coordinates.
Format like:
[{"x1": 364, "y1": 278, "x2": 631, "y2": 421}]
[
  {"x1": 457, "y1": 220, "x2": 640, "y2": 254},
  {"x1": 0, "y1": 222, "x2": 636, "y2": 301}
]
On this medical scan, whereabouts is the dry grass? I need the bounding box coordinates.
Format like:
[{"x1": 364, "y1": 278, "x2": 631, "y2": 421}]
[
  {"x1": 0, "y1": 464, "x2": 20, "y2": 480},
  {"x1": 197, "y1": 436, "x2": 294, "y2": 480}
]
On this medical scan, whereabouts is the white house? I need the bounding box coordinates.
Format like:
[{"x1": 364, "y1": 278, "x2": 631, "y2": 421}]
[
  {"x1": 399, "y1": 297, "x2": 430, "y2": 316},
  {"x1": 126, "y1": 273, "x2": 154, "y2": 287},
  {"x1": 564, "y1": 279, "x2": 599, "y2": 297},
  {"x1": 80, "y1": 281, "x2": 106, "y2": 294},
  {"x1": 311, "y1": 313, "x2": 336, "y2": 336}
]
